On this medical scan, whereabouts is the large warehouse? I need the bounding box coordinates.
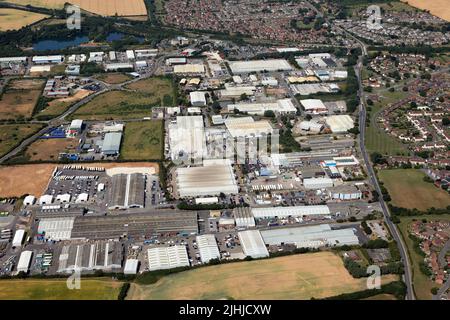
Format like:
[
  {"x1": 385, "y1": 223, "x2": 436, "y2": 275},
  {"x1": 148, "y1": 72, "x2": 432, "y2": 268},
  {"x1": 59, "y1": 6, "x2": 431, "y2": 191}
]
[
  {"x1": 38, "y1": 217, "x2": 75, "y2": 241},
  {"x1": 108, "y1": 173, "x2": 146, "y2": 210},
  {"x1": 228, "y1": 59, "x2": 293, "y2": 74},
  {"x1": 227, "y1": 98, "x2": 297, "y2": 116},
  {"x1": 326, "y1": 115, "x2": 354, "y2": 133},
  {"x1": 251, "y1": 205, "x2": 331, "y2": 219},
  {"x1": 147, "y1": 245, "x2": 190, "y2": 271},
  {"x1": 299, "y1": 99, "x2": 328, "y2": 115},
  {"x1": 303, "y1": 177, "x2": 334, "y2": 189},
  {"x1": 102, "y1": 132, "x2": 122, "y2": 156},
  {"x1": 174, "y1": 64, "x2": 205, "y2": 74},
  {"x1": 190, "y1": 91, "x2": 207, "y2": 106},
  {"x1": 233, "y1": 207, "x2": 256, "y2": 228},
  {"x1": 196, "y1": 234, "x2": 221, "y2": 263},
  {"x1": 238, "y1": 230, "x2": 269, "y2": 259},
  {"x1": 168, "y1": 116, "x2": 206, "y2": 162},
  {"x1": 176, "y1": 159, "x2": 238, "y2": 198},
  {"x1": 57, "y1": 240, "x2": 123, "y2": 273},
  {"x1": 224, "y1": 117, "x2": 273, "y2": 138},
  {"x1": 261, "y1": 224, "x2": 360, "y2": 248},
  {"x1": 70, "y1": 212, "x2": 198, "y2": 239}
]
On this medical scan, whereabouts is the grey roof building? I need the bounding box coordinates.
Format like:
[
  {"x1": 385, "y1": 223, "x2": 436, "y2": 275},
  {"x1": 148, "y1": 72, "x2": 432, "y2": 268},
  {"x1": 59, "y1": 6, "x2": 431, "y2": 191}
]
[{"x1": 102, "y1": 132, "x2": 122, "y2": 156}]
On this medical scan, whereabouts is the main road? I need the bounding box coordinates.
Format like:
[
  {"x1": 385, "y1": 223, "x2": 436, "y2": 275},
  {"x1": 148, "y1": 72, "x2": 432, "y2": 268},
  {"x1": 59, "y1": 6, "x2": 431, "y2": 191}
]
[{"x1": 354, "y1": 50, "x2": 415, "y2": 300}]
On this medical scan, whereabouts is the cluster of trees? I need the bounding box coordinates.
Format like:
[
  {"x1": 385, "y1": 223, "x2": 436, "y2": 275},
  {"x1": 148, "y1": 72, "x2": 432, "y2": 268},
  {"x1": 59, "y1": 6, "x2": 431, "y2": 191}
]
[
  {"x1": 361, "y1": 220, "x2": 372, "y2": 235},
  {"x1": 363, "y1": 239, "x2": 389, "y2": 249},
  {"x1": 323, "y1": 281, "x2": 407, "y2": 300},
  {"x1": 343, "y1": 258, "x2": 368, "y2": 278},
  {"x1": 117, "y1": 282, "x2": 130, "y2": 300}
]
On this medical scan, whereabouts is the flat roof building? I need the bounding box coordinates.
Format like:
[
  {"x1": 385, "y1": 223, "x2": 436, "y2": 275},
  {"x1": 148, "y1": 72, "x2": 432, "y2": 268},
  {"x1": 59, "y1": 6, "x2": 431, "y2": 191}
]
[
  {"x1": 229, "y1": 59, "x2": 293, "y2": 74},
  {"x1": 124, "y1": 259, "x2": 139, "y2": 275},
  {"x1": 176, "y1": 160, "x2": 238, "y2": 198},
  {"x1": 12, "y1": 229, "x2": 25, "y2": 247},
  {"x1": 224, "y1": 117, "x2": 273, "y2": 138},
  {"x1": 227, "y1": 98, "x2": 296, "y2": 116},
  {"x1": 251, "y1": 205, "x2": 331, "y2": 219},
  {"x1": 168, "y1": 115, "x2": 205, "y2": 162},
  {"x1": 17, "y1": 251, "x2": 33, "y2": 273},
  {"x1": 300, "y1": 99, "x2": 328, "y2": 115},
  {"x1": 147, "y1": 245, "x2": 190, "y2": 271},
  {"x1": 174, "y1": 64, "x2": 205, "y2": 74},
  {"x1": 190, "y1": 91, "x2": 207, "y2": 106},
  {"x1": 102, "y1": 132, "x2": 122, "y2": 156},
  {"x1": 38, "y1": 217, "x2": 75, "y2": 240},
  {"x1": 303, "y1": 177, "x2": 334, "y2": 189},
  {"x1": 108, "y1": 173, "x2": 145, "y2": 210},
  {"x1": 238, "y1": 230, "x2": 269, "y2": 259},
  {"x1": 32, "y1": 55, "x2": 63, "y2": 64},
  {"x1": 196, "y1": 234, "x2": 221, "y2": 263},
  {"x1": 261, "y1": 224, "x2": 359, "y2": 248},
  {"x1": 233, "y1": 207, "x2": 256, "y2": 228},
  {"x1": 326, "y1": 115, "x2": 354, "y2": 133}
]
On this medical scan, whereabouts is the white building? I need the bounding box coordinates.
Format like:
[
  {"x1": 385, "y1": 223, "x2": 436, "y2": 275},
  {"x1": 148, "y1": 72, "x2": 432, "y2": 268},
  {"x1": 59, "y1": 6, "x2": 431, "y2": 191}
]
[
  {"x1": 17, "y1": 251, "x2": 33, "y2": 273},
  {"x1": 124, "y1": 259, "x2": 139, "y2": 275},
  {"x1": 168, "y1": 116, "x2": 206, "y2": 162},
  {"x1": 32, "y1": 55, "x2": 63, "y2": 64},
  {"x1": 196, "y1": 234, "x2": 221, "y2": 263},
  {"x1": 190, "y1": 91, "x2": 207, "y2": 106},
  {"x1": 233, "y1": 207, "x2": 255, "y2": 228},
  {"x1": 195, "y1": 197, "x2": 219, "y2": 205},
  {"x1": 12, "y1": 229, "x2": 25, "y2": 247},
  {"x1": 38, "y1": 217, "x2": 75, "y2": 241},
  {"x1": 76, "y1": 193, "x2": 89, "y2": 203},
  {"x1": 303, "y1": 177, "x2": 334, "y2": 189},
  {"x1": 251, "y1": 205, "x2": 331, "y2": 219},
  {"x1": 23, "y1": 195, "x2": 35, "y2": 206},
  {"x1": 227, "y1": 98, "x2": 296, "y2": 116},
  {"x1": 56, "y1": 194, "x2": 71, "y2": 203},
  {"x1": 238, "y1": 230, "x2": 269, "y2": 259},
  {"x1": 300, "y1": 99, "x2": 328, "y2": 115},
  {"x1": 126, "y1": 50, "x2": 135, "y2": 60},
  {"x1": 326, "y1": 115, "x2": 354, "y2": 133},
  {"x1": 147, "y1": 246, "x2": 190, "y2": 271},
  {"x1": 224, "y1": 117, "x2": 273, "y2": 138},
  {"x1": 39, "y1": 195, "x2": 53, "y2": 205},
  {"x1": 228, "y1": 59, "x2": 293, "y2": 74}
]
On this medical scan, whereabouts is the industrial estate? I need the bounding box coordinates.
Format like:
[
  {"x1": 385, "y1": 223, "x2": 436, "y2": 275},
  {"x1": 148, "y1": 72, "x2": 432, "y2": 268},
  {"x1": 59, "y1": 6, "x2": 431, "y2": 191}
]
[{"x1": 0, "y1": 0, "x2": 448, "y2": 303}]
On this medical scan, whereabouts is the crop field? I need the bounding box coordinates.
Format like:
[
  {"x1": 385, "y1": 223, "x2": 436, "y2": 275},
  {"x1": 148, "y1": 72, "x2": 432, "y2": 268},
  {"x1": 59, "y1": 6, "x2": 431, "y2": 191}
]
[
  {"x1": 127, "y1": 252, "x2": 398, "y2": 300},
  {"x1": 379, "y1": 169, "x2": 450, "y2": 211},
  {"x1": 95, "y1": 73, "x2": 132, "y2": 84},
  {"x1": 0, "y1": 79, "x2": 44, "y2": 120},
  {"x1": 401, "y1": 0, "x2": 450, "y2": 21},
  {"x1": 0, "y1": 124, "x2": 44, "y2": 159},
  {"x1": 397, "y1": 215, "x2": 450, "y2": 300},
  {"x1": 0, "y1": 278, "x2": 122, "y2": 300},
  {"x1": 37, "y1": 89, "x2": 92, "y2": 119},
  {"x1": 0, "y1": 8, "x2": 48, "y2": 31},
  {"x1": 120, "y1": 121, "x2": 163, "y2": 160},
  {"x1": 25, "y1": 138, "x2": 78, "y2": 161},
  {"x1": 0, "y1": 162, "x2": 158, "y2": 198},
  {"x1": 0, "y1": 0, "x2": 147, "y2": 17},
  {"x1": 71, "y1": 78, "x2": 174, "y2": 120}
]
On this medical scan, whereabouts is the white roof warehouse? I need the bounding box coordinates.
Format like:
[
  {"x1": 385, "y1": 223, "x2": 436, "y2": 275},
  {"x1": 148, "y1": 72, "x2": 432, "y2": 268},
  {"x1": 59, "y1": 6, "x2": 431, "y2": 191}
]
[
  {"x1": 251, "y1": 205, "x2": 331, "y2": 219},
  {"x1": 228, "y1": 59, "x2": 293, "y2": 74},
  {"x1": 175, "y1": 159, "x2": 238, "y2": 198}
]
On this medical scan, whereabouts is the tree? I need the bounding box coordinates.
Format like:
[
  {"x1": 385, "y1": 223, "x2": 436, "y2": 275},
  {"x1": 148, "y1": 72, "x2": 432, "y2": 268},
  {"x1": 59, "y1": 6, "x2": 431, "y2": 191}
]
[
  {"x1": 240, "y1": 93, "x2": 248, "y2": 101},
  {"x1": 442, "y1": 117, "x2": 450, "y2": 126},
  {"x1": 264, "y1": 110, "x2": 275, "y2": 118}
]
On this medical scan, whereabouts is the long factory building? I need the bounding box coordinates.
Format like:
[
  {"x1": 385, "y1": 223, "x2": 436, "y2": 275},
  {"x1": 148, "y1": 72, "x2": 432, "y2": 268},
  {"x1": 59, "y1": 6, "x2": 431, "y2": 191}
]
[
  {"x1": 38, "y1": 211, "x2": 198, "y2": 240},
  {"x1": 108, "y1": 173, "x2": 146, "y2": 210}
]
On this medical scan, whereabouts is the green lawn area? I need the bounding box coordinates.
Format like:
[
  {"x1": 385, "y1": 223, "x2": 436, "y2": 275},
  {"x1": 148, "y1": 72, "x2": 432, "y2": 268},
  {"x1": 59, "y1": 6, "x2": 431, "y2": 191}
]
[
  {"x1": 120, "y1": 120, "x2": 163, "y2": 160},
  {"x1": 397, "y1": 215, "x2": 450, "y2": 300},
  {"x1": 379, "y1": 169, "x2": 450, "y2": 211},
  {"x1": 0, "y1": 123, "x2": 44, "y2": 158},
  {"x1": 70, "y1": 77, "x2": 175, "y2": 120},
  {"x1": 0, "y1": 278, "x2": 123, "y2": 300},
  {"x1": 365, "y1": 102, "x2": 409, "y2": 156}
]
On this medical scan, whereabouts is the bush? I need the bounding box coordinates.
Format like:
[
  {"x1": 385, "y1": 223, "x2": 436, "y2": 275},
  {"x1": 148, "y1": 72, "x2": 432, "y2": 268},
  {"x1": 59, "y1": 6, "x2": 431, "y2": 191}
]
[
  {"x1": 117, "y1": 282, "x2": 130, "y2": 300},
  {"x1": 363, "y1": 239, "x2": 389, "y2": 249}
]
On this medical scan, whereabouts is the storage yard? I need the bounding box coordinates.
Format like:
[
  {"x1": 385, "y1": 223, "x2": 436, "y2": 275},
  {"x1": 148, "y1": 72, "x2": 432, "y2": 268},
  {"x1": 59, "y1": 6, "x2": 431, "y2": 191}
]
[{"x1": 127, "y1": 252, "x2": 399, "y2": 300}]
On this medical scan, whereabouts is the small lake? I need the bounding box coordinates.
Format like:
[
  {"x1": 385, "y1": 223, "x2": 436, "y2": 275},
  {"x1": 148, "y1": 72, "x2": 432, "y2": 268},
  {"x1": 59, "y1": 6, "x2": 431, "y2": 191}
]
[{"x1": 33, "y1": 32, "x2": 145, "y2": 51}]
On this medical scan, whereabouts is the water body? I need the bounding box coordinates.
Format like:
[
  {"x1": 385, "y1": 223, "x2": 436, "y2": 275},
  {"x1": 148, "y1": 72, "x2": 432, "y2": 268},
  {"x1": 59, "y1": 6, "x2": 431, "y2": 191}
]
[
  {"x1": 33, "y1": 36, "x2": 89, "y2": 51},
  {"x1": 33, "y1": 33, "x2": 145, "y2": 51}
]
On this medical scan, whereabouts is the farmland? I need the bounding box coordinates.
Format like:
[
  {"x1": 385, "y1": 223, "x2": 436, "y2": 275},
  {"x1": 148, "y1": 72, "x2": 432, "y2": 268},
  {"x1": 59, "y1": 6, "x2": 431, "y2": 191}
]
[
  {"x1": 397, "y1": 215, "x2": 450, "y2": 300},
  {"x1": 127, "y1": 252, "x2": 398, "y2": 300},
  {"x1": 401, "y1": 0, "x2": 450, "y2": 22},
  {"x1": 71, "y1": 77, "x2": 175, "y2": 120},
  {"x1": 378, "y1": 169, "x2": 450, "y2": 211},
  {"x1": 120, "y1": 121, "x2": 164, "y2": 160},
  {"x1": 0, "y1": 0, "x2": 147, "y2": 17},
  {"x1": 0, "y1": 79, "x2": 44, "y2": 121},
  {"x1": 0, "y1": 8, "x2": 48, "y2": 31},
  {"x1": 0, "y1": 123, "x2": 44, "y2": 159},
  {"x1": 0, "y1": 278, "x2": 123, "y2": 300},
  {"x1": 0, "y1": 162, "x2": 158, "y2": 198}
]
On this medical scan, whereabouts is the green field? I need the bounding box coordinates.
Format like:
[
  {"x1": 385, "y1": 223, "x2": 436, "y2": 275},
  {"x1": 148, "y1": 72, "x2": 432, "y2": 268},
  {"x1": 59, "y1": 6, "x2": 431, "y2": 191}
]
[
  {"x1": 365, "y1": 92, "x2": 410, "y2": 156},
  {"x1": 120, "y1": 121, "x2": 163, "y2": 160},
  {"x1": 0, "y1": 123, "x2": 43, "y2": 158},
  {"x1": 70, "y1": 77, "x2": 174, "y2": 120},
  {"x1": 0, "y1": 278, "x2": 123, "y2": 300},
  {"x1": 127, "y1": 252, "x2": 398, "y2": 300},
  {"x1": 379, "y1": 169, "x2": 450, "y2": 211},
  {"x1": 397, "y1": 215, "x2": 450, "y2": 300}
]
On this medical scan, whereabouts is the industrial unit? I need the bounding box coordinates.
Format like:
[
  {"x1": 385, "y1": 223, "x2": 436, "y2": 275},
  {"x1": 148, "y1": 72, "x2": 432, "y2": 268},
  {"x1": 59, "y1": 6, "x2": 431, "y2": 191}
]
[
  {"x1": 261, "y1": 224, "x2": 360, "y2": 248},
  {"x1": 238, "y1": 230, "x2": 269, "y2": 259},
  {"x1": 228, "y1": 59, "x2": 293, "y2": 73},
  {"x1": 101, "y1": 132, "x2": 122, "y2": 156},
  {"x1": 175, "y1": 160, "x2": 238, "y2": 198},
  {"x1": 251, "y1": 205, "x2": 331, "y2": 219},
  {"x1": 224, "y1": 117, "x2": 273, "y2": 138},
  {"x1": 227, "y1": 98, "x2": 297, "y2": 116},
  {"x1": 168, "y1": 115, "x2": 206, "y2": 162},
  {"x1": 147, "y1": 245, "x2": 190, "y2": 271},
  {"x1": 196, "y1": 234, "x2": 221, "y2": 263},
  {"x1": 108, "y1": 173, "x2": 146, "y2": 210},
  {"x1": 233, "y1": 207, "x2": 256, "y2": 228}
]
